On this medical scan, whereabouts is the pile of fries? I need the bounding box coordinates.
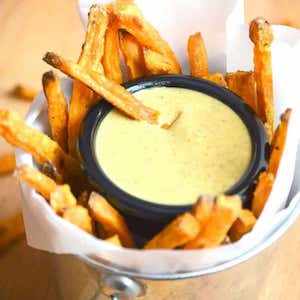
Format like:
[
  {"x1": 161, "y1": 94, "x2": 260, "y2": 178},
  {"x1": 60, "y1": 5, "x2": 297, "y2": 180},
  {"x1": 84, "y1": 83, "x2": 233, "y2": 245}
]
[{"x1": 0, "y1": 0, "x2": 292, "y2": 250}]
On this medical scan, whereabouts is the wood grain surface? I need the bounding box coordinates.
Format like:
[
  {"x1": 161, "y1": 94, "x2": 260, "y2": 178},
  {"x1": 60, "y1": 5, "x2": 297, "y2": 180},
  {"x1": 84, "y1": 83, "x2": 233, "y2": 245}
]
[{"x1": 0, "y1": 1, "x2": 299, "y2": 299}]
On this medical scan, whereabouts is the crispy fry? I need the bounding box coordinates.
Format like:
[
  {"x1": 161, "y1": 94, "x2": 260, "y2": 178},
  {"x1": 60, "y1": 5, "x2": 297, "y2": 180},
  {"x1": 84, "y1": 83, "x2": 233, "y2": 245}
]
[
  {"x1": 184, "y1": 195, "x2": 241, "y2": 249},
  {"x1": 202, "y1": 73, "x2": 228, "y2": 88},
  {"x1": 144, "y1": 213, "x2": 200, "y2": 249},
  {"x1": 0, "y1": 213, "x2": 24, "y2": 250},
  {"x1": 229, "y1": 209, "x2": 256, "y2": 241},
  {"x1": 42, "y1": 71, "x2": 68, "y2": 152},
  {"x1": 43, "y1": 52, "x2": 159, "y2": 124},
  {"x1": 63, "y1": 205, "x2": 93, "y2": 234},
  {"x1": 10, "y1": 84, "x2": 39, "y2": 101},
  {"x1": 268, "y1": 109, "x2": 291, "y2": 176},
  {"x1": 108, "y1": 0, "x2": 181, "y2": 73},
  {"x1": 78, "y1": 4, "x2": 108, "y2": 72},
  {"x1": 105, "y1": 235, "x2": 122, "y2": 247},
  {"x1": 119, "y1": 31, "x2": 146, "y2": 79},
  {"x1": 215, "y1": 195, "x2": 242, "y2": 215},
  {"x1": 192, "y1": 195, "x2": 214, "y2": 227},
  {"x1": 144, "y1": 49, "x2": 179, "y2": 75},
  {"x1": 69, "y1": 82, "x2": 95, "y2": 157},
  {"x1": 251, "y1": 171, "x2": 275, "y2": 218},
  {"x1": 0, "y1": 153, "x2": 16, "y2": 174},
  {"x1": 249, "y1": 18, "x2": 274, "y2": 130},
  {"x1": 68, "y1": 5, "x2": 108, "y2": 156},
  {"x1": 187, "y1": 32, "x2": 208, "y2": 77},
  {"x1": 0, "y1": 110, "x2": 87, "y2": 193},
  {"x1": 17, "y1": 165, "x2": 89, "y2": 231},
  {"x1": 225, "y1": 71, "x2": 257, "y2": 112},
  {"x1": 102, "y1": 18, "x2": 123, "y2": 83},
  {"x1": 50, "y1": 185, "x2": 77, "y2": 215},
  {"x1": 17, "y1": 165, "x2": 57, "y2": 199},
  {"x1": 88, "y1": 192, "x2": 136, "y2": 248}
]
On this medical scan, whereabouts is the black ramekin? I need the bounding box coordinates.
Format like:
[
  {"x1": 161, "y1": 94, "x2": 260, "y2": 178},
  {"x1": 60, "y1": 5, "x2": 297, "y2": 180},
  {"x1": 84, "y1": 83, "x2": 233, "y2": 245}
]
[{"x1": 78, "y1": 75, "x2": 269, "y2": 227}]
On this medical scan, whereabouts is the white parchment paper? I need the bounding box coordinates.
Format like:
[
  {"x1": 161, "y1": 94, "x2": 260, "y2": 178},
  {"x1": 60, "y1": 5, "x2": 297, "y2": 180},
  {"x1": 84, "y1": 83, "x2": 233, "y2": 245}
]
[{"x1": 16, "y1": 0, "x2": 300, "y2": 274}]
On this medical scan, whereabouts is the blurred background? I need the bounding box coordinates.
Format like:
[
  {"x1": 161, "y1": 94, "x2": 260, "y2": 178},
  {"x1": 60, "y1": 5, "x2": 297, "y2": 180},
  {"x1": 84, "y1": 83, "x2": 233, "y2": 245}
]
[{"x1": 0, "y1": 0, "x2": 300, "y2": 299}]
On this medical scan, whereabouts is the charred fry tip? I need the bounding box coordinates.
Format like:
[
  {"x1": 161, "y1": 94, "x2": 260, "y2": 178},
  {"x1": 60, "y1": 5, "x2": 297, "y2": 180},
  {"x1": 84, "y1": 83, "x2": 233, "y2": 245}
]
[
  {"x1": 43, "y1": 52, "x2": 62, "y2": 68},
  {"x1": 42, "y1": 70, "x2": 56, "y2": 84},
  {"x1": 41, "y1": 160, "x2": 59, "y2": 181},
  {"x1": 281, "y1": 108, "x2": 292, "y2": 122},
  {"x1": 249, "y1": 17, "x2": 273, "y2": 45}
]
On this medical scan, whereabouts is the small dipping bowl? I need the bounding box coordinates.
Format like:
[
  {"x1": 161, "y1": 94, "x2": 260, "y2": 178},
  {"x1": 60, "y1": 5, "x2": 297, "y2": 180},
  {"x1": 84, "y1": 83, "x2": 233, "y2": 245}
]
[{"x1": 78, "y1": 75, "x2": 269, "y2": 235}]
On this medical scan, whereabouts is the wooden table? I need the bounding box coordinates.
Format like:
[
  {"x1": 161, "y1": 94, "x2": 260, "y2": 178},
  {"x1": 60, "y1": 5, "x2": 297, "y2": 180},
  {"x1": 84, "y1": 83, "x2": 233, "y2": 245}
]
[{"x1": 0, "y1": 1, "x2": 299, "y2": 299}]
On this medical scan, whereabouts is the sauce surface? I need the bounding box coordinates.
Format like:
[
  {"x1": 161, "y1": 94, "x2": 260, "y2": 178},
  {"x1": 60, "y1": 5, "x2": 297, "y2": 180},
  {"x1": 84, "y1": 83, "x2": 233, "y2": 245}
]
[{"x1": 95, "y1": 87, "x2": 252, "y2": 205}]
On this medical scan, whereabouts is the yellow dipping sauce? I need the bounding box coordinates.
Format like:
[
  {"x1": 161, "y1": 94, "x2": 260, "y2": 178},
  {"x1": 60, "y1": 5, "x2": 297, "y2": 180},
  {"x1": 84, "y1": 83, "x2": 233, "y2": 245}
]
[{"x1": 95, "y1": 87, "x2": 252, "y2": 205}]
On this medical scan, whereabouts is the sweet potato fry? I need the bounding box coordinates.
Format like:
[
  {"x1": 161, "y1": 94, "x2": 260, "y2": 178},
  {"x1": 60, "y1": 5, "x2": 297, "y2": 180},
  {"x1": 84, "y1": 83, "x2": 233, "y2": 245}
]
[
  {"x1": 68, "y1": 83, "x2": 94, "y2": 156},
  {"x1": 249, "y1": 18, "x2": 274, "y2": 130},
  {"x1": 78, "y1": 4, "x2": 108, "y2": 72},
  {"x1": 68, "y1": 4, "x2": 108, "y2": 156},
  {"x1": 184, "y1": 195, "x2": 241, "y2": 249},
  {"x1": 225, "y1": 71, "x2": 257, "y2": 112},
  {"x1": 63, "y1": 205, "x2": 93, "y2": 234},
  {"x1": 88, "y1": 192, "x2": 136, "y2": 248},
  {"x1": 0, "y1": 213, "x2": 24, "y2": 250},
  {"x1": 187, "y1": 32, "x2": 208, "y2": 77},
  {"x1": 102, "y1": 18, "x2": 123, "y2": 83},
  {"x1": 43, "y1": 52, "x2": 159, "y2": 124},
  {"x1": 42, "y1": 71, "x2": 68, "y2": 152},
  {"x1": 215, "y1": 195, "x2": 242, "y2": 215},
  {"x1": 144, "y1": 213, "x2": 200, "y2": 249},
  {"x1": 0, "y1": 153, "x2": 16, "y2": 174},
  {"x1": 251, "y1": 171, "x2": 275, "y2": 218},
  {"x1": 268, "y1": 109, "x2": 291, "y2": 176},
  {"x1": 144, "y1": 49, "x2": 179, "y2": 75},
  {"x1": 105, "y1": 235, "x2": 122, "y2": 247},
  {"x1": 10, "y1": 84, "x2": 39, "y2": 101},
  {"x1": 229, "y1": 209, "x2": 256, "y2": 241},
  {"x1": 0, "y1": 110, "x2": 87, "y2": 192},
  {"x1": 192, "y1": 195, "x2": 214, "y2": 227},
  {"x1": 50, "y1": 185, "x2": 77, "y2": 215},
  {"x1": 108, "y1": 0, "x2": 181, "y2": 73},
  {"x1": 17, "y1": 165, "x2": 57, "y2": 199},
  {"x1": 119, "y1": 31, "x2": 146, "y2": 79},
  {"x1": 202, "y1": 73, "x2": 228, "y2": 88},
  {"x1": 17, "y1": 165, "x2": 90, "y2": 232}
]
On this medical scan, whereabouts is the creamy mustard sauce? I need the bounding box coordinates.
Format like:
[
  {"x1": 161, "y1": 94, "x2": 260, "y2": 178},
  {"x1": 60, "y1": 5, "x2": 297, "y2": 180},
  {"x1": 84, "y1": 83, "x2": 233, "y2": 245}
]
[{"x1": 95, "y1": 87, "x2": 252, "y2": 205}]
